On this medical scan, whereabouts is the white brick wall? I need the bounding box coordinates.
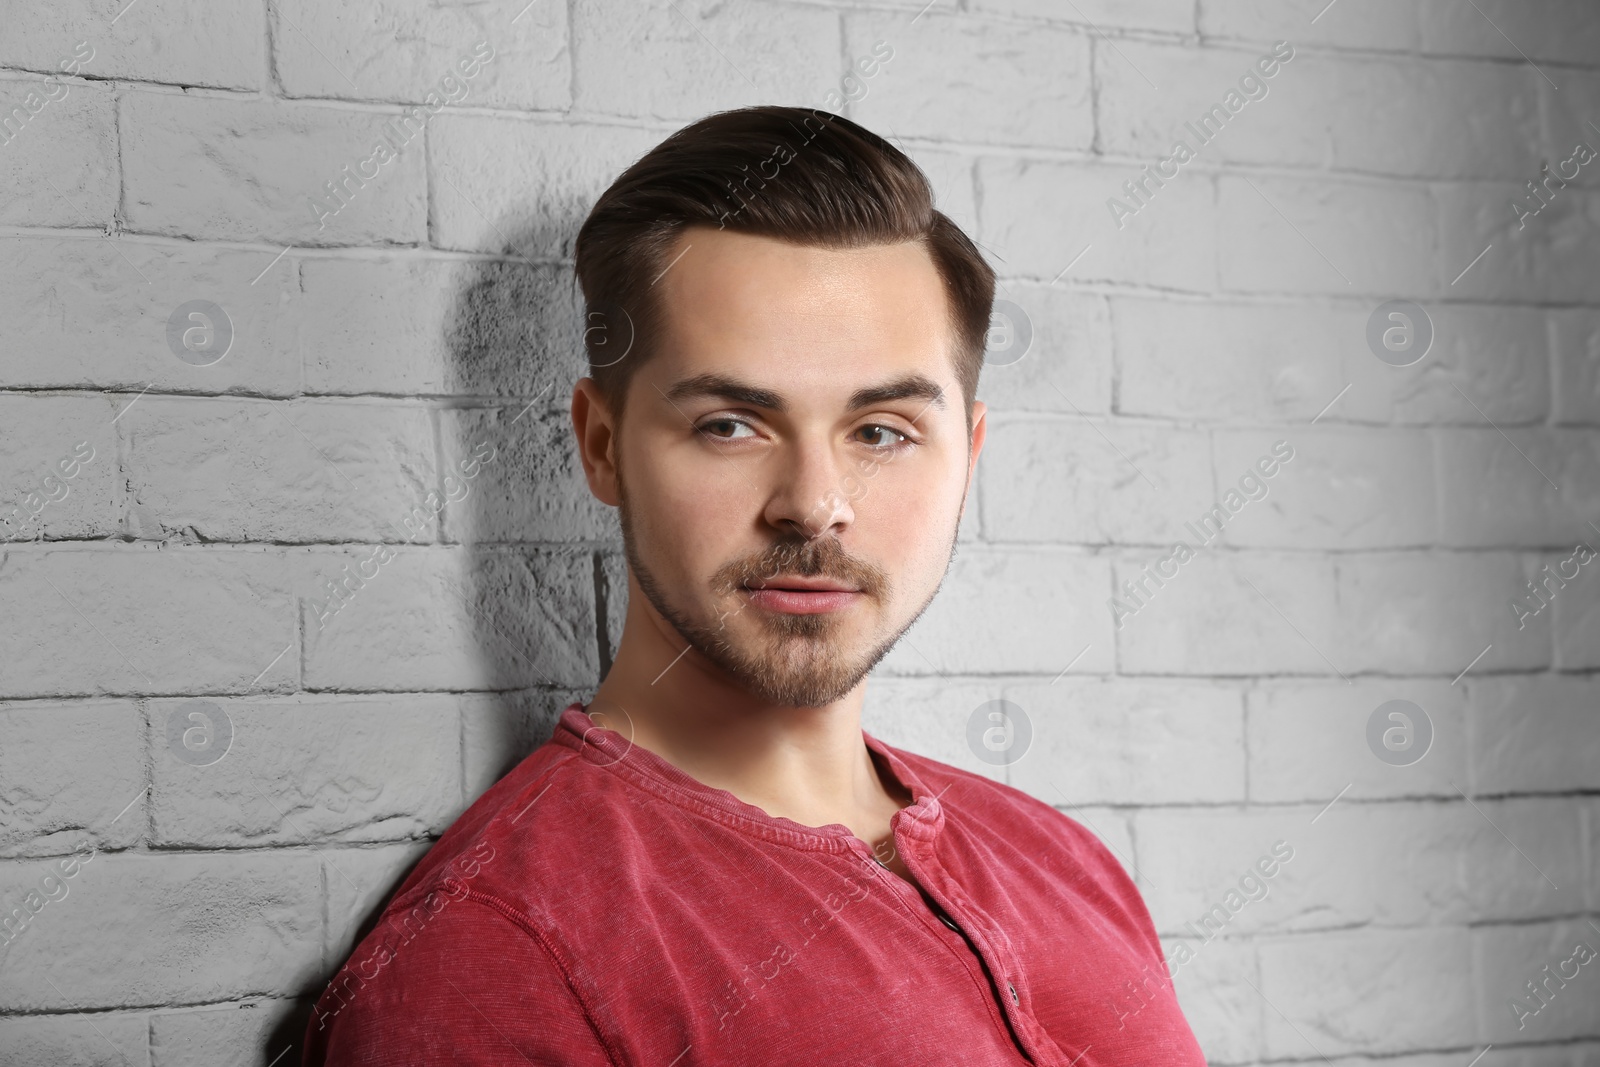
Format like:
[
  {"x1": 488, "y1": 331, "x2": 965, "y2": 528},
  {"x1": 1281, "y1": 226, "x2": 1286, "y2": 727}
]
[{"x1": 0, "y1": 1, "x2": 1596, "y2": 1064}]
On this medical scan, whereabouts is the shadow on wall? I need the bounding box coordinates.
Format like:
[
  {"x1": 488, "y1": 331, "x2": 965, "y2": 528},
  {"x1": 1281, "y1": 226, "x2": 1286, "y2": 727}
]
[
  {"x1": 443, "y1": 213, "x2": 624, "y2": 781},
  {"x1": 275, "y1": 212, "x2": 624, "y2": 1064}
]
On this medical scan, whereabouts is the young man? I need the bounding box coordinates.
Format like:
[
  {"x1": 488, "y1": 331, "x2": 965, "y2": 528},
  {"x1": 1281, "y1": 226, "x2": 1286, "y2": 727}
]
[{"x1": 303, "y1": 106, "x2": 1206, "y2": 1065}]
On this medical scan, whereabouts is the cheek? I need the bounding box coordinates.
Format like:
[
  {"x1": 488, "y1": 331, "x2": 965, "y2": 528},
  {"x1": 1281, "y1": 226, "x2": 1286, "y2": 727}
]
[
  {"x1": 862, "y1": 465, "x2": 963, "y2": 576},
  {"x1": 628, "y1": 455, "x2": 750, "y2": 575}
]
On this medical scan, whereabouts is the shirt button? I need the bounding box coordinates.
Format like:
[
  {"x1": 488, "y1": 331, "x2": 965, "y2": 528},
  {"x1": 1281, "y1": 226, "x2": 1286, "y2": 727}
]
[{"x1": 1007, "y1": 982, "x2": 1019, "y2": 1005}]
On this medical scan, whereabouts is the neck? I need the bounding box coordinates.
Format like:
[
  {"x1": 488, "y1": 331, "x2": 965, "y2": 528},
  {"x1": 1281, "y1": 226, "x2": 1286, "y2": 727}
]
[{"x1": 589, "y1": 574, "x2": 907, "y2": 832}]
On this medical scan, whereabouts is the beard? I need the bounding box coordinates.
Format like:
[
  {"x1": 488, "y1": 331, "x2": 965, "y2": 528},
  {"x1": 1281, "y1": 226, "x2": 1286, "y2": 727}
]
[{"x1": 618, "y1": 486, "x2": 957, "y2": 707}]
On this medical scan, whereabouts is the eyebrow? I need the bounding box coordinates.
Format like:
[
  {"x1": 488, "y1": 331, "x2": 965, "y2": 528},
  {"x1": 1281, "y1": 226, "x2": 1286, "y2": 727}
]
[{"x1": 662, "y1": 372, "x2": 947, "y2": 414}]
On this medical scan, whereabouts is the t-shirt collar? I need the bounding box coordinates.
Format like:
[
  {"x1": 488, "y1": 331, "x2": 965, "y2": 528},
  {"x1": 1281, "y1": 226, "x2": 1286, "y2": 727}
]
[{"x1": 551, "y1": 701, "x2": 945, "y2": 852}]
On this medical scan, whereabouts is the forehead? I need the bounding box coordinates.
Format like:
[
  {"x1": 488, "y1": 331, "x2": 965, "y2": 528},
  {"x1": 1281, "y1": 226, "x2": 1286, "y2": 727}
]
[{"x1": 646, "y1": 226, "x2": 959, "y2": 398}]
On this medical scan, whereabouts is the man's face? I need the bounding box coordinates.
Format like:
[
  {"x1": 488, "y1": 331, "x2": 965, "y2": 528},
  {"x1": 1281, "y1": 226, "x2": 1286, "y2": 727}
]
[{"x1": 608, "y1": 226, "x2": 986, "y2": 707}]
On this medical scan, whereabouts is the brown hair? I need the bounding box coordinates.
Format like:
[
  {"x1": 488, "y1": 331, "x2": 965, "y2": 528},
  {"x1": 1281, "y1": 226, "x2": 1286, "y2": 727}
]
[{"x1": 572, "y1": 105, "x2": 995, "y2": 430}]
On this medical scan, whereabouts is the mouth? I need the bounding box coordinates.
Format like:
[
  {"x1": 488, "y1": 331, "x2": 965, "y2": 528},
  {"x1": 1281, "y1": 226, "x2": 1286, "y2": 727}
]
[{"x1": 741, "y1": 575, "x2": 863, "y2": 615}]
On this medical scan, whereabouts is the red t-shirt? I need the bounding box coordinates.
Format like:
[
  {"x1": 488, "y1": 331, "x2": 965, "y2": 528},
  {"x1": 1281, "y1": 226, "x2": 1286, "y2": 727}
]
[{"x1": 303, "y1": 702, "x2": 1207, "y2": 1065}]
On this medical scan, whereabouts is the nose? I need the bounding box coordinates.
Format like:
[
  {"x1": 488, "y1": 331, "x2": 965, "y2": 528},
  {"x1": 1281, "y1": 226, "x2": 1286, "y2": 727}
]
[{"x1": 763, "y1": 437, "x2": 857, "y2": 539}]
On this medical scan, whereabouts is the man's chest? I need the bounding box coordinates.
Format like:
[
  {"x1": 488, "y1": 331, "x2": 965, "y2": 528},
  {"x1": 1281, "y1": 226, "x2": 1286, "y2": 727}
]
[{"x1": 536, "y1": 837, "x2": 1206, "y2": 1067}]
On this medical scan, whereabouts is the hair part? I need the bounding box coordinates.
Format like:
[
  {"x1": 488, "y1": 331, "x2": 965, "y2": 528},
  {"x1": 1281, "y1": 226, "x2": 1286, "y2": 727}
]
[{"x1": 573, "y1": 105, "x2": 995, "y2": 433}]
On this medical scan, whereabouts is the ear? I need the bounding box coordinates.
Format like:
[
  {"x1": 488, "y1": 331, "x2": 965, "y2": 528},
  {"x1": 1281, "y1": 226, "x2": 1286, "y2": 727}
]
[
  {"x1": 571, "y1": 377, "x2": 622, "y2": 507},
  {"x1": 963, "y1": 399, "x2": 987, "y2": 497}
]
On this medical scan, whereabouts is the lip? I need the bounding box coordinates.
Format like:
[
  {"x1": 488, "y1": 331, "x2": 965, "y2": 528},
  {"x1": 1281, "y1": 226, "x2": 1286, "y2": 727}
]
[
  {"x1": 746, "y1": 576, "x2": 860, "y2": 593},
  {"x1": 741, "y1": 578, "x2": 863, "y2": 615}
]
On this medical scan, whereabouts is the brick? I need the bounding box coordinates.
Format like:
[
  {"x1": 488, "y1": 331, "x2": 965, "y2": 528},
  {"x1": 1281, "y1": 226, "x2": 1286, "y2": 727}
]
[
  {"x1": 571, "y1": 0, "x2": 837, "y2": 121},
  {"x1": 439, "y1": 406, "x2": 614, "y2": 544},
  {"x1": 1211, "y1": 426, "x2": 1436, "y2": 549},
  {"x1": 957, "y1": 467, "x2": 981, "y2": 544},
  {"x1": 148, "y1": 694, "x2": 462, "y2": 847},
  {"x1": 1555, "y1": 563, "x2": 1600, "y2": 670},
  {"x1": 1552, "y1": 308, "x2": 1600, "y2": 426},
  {"x1": 977, "y1": 157, "x2": 1218, "y2": 291},
  {"x1": 0, "y1": 395, "x2": 121, "y2": 544},
  {"x1": 860, "y1": 677, "x2": 1008, "y2": 783},
  {"x1": 124, "y1": 396, "x2": 437, "y2": 544},
  {"x1": 1541, "y1": 68, "x2": 1600, "y2": 191},
  {"x1": 979, "y1": 417, "x2": 1211, "y2": 546},
  {"x1": 322, "y1": 841, "x2": 435, "y2": 968},
  {"x1": 1460, "y1": 797, "x2": 1587, "y2": 923},
  {"x1": 1366, "y1": 56, "x2": 1539, "y2": 182},
  {"x1": 299, "y1": 256, "x2": 579, "y2": 397},
  {"x1": 1247, "y1": 679, "x2": 1469, "y2": 803},
  {"x1": 274, "y1": 0, "x2": 569, "y2": 110},
  {"x1": 1476, "y1": 919, "x2": 1600, "y2": 1042},
  {"x1": 462, "y1": 688, "x2": 587, "y2": 802},
  {"x1": 877, "y1": 547, "x2": 1114, "y2": 676},
  {"x1": 902, "y1": 146, "x2": 978, "y2": 238},
  {"x1": 428, "y1": 115, "x2": 660, "y2": 257},
  {"x1": 848, "y1": 12, "x2": 1093, "y2": 151},
  {"x1": 1199, "y1": 0, "x2": 1421, "y2": 52},
  {"x1": 971, "y1": 0, "x2": 1194, "y2": 35},
  {"x1": 1468, "y1": 674, "x2": 1600, "y2": 794},
  {"x1": 1154, "y1": 797, "x2": 1580, "y2": 934},
  {"x1": 301, "y1": 545, "x2": 598, "y2": 691},
  {"x1": 1115, "y1": 295, "x2": 1547, "y2": 426},
  {"x1": 0, "y1": 1011, "x2": 149, "y2": 1067},
  {"x1": 1113, "y1": 297, "x2": 1375, "y2": 423},
  {"x1": 0, "y1": 76, "x2": 116, "y2": 228},
  {"x1": 150, "y1": 998, "x2": 307, "y2": 1067},
  {"x1": 120, "y1": 90, "x2": 428, "y2": 245},
  {"x1": 1336, "y1": 551, "x2": 1551, "y2": 674},
  {"x1": 1419, "y1": 0, "x2": 1600, "y2": 64},
  {"x1": 600, "y1": 551, "x2": 627, "y2": 665},
  {"x1": 1108, "y1": 43, "x2": 1536, "y2": 181},
  {"x1": 0, "y1": 237, "x2": 302, "y2": 397},
  {"x1": 1004, "y1": 678, "x2": 1245, "y2": 805},
  {"x1": 0, "y1": 0, "x2": 263, "y2": 89},
  {"x1": 1382, "y1": 301, "x2": 1551, "y2": 425},
  {"x1": 297, "y1": 255, "x2": 465, "y2": 396},
  {"x1": 0, "y1": 701, "x2": 144, "y2": 857},
  {"x1": 0, "y1": 851, "x2": 322, "y2": 1009},
  {"x1": 1218, "y1": 174, "x2": 1435, "y2": 296},
  {"x1": 975, "y1": 288, "x2": 1112, "y2": 418},
  {"x1": 0, "y1": 546, "x2": 297, "y2": 699},
  {"x1": 1137, "y1": 807, "x2": 1396, "y2": 934},
  {"x1": 1113, "y1": 551, "x2": 1340, "y2": 676},
  {"x1": 1435, "y1": 428, "x2": 1600, "y2": 548},
  {"x1": 1434, "y1": 182, "x2": 1600, "y2": 304},
  {"x1": 1162, "y1": 937, "x2": 1256, "y2": 1065},
  {"x1": 1259, "y1": 927, "x2": 1474, "y2": 1055}
]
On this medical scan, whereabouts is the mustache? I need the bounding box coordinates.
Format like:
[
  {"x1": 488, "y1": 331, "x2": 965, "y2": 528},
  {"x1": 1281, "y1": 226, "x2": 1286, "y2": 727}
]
[{"x1": 713, "y1": 536, "x2": 888, "y2": 598}]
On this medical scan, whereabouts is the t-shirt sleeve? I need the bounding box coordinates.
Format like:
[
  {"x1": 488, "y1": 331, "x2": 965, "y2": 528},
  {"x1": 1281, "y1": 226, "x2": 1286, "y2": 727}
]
[{"x1": 304, "y1": 894, "x2": 616, "y2": 1066}]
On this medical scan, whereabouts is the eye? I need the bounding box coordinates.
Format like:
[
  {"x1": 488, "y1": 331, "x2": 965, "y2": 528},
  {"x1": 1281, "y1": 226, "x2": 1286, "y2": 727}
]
[
  {"x1": 854, "y1": 424, "x2": 911, "y2": 450},
  {"x1": 698, "y1": 417, "x2": 757, "y2": 440}
]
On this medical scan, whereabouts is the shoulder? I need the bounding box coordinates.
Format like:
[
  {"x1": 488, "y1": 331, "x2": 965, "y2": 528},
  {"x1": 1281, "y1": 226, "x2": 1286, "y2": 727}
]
[{"x1": 303, "y1": 890, "x2": 617, "y2": 1066}]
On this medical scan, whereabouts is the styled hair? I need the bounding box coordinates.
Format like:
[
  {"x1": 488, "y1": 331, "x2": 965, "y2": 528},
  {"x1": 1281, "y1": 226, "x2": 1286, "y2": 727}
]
[{"x1": 572, "y1": 105, "x2": 995, "y2": 429}]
